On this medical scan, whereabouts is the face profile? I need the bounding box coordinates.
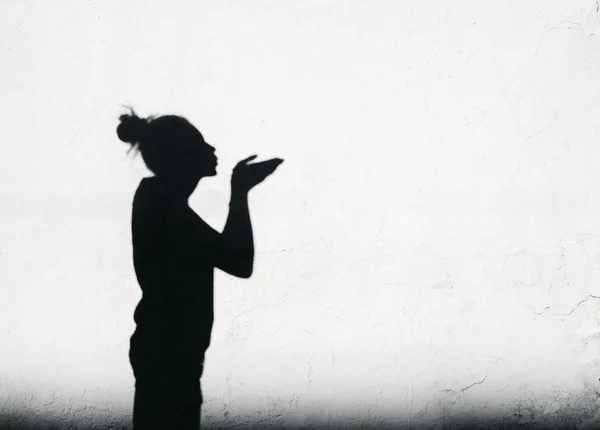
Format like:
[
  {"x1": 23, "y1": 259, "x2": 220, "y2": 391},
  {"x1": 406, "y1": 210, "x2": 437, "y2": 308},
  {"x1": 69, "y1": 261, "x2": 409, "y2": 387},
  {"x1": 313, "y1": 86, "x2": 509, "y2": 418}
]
[
  {"x1": 117, "y1": 110, "x2": 220, "y2": 183},
  {"x1": 168, "y1": 125, "x2": 218, "y2": 180}
]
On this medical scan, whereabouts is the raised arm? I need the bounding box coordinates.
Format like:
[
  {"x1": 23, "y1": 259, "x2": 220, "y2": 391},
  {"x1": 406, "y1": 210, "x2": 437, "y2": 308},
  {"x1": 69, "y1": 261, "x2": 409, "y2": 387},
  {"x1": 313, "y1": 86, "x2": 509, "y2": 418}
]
[
  {"x1": 211, "y1": 155, "x2": 283, "y2": 278},
  {"x1": 213, "y1": 186, "x2": 254, "y2": 278}
]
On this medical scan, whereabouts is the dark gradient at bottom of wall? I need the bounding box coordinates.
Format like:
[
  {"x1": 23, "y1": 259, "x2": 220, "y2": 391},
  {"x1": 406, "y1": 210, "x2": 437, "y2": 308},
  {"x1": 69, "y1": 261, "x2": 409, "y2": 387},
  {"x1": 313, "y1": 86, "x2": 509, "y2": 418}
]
[{"x1": 1, "y1": 410, "x2": 599, "y2": 430}]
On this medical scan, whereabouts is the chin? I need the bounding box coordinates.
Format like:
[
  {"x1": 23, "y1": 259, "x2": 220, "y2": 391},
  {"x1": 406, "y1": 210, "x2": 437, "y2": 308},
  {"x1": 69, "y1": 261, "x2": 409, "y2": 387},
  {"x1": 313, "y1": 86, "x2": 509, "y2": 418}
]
[{"x1": 197, "y1": 165, "x2": 217, "y2": 177}]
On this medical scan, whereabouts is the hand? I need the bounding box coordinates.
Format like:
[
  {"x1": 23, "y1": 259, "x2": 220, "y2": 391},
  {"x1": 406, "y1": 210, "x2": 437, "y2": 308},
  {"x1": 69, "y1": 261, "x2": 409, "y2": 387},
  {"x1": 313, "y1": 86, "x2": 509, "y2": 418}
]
[{"x1": 231, "y1": 155, "x2": 284, "y2": 193}]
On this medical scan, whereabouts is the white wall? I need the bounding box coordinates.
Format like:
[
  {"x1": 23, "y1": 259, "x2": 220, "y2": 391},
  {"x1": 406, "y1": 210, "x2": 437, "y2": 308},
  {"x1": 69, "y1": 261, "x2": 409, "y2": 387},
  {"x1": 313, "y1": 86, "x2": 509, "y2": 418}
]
[{"x1": 3, "y1": 0, "x2": 600, "y2": 428}]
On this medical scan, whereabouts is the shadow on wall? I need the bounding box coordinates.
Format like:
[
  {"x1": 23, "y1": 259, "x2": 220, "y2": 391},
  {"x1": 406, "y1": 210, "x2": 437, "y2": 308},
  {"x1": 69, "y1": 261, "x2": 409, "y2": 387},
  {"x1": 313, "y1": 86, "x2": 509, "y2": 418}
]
[{"x1": 116, "y1": 109, "x2": 283, "y2": 429}]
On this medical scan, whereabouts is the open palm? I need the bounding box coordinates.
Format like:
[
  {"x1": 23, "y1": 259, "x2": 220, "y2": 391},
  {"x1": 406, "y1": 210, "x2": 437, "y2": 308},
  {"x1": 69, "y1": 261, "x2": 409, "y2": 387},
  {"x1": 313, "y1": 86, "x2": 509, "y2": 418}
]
[{"x1": 231, "y1": 155, "x2": 284, "y2": 192}]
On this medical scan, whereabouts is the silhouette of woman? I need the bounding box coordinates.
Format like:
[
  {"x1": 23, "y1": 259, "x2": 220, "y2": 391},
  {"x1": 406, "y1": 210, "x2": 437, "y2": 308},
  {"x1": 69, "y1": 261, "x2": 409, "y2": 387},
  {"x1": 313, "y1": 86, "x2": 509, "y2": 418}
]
[{"x1": 117, "y1": 109, "x2": 283, "y2": 429}]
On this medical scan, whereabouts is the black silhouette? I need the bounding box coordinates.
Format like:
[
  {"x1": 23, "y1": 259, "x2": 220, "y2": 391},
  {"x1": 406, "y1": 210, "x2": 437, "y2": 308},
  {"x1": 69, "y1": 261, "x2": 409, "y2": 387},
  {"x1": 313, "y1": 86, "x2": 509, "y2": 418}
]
[{"x1": 117, "y1": 109, "x2": 283, "y2": 429}]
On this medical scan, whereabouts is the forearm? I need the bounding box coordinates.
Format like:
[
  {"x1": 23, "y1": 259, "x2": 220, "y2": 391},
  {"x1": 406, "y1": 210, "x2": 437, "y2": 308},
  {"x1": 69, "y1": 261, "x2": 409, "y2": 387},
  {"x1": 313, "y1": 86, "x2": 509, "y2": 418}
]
[
  {"x1": 219, "y1": 155, "x2": 282, "y2": 277},
  {"x1": 222, "y1": 187, "x2": 254, "y2": 258}
]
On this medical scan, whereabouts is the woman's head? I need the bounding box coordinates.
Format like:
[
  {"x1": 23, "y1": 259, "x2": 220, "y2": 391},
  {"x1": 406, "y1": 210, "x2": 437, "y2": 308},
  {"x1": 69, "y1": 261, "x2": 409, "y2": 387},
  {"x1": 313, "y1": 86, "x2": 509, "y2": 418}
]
[{"x1": 117, "y1": 109, "x2": 217, "y2": 180}]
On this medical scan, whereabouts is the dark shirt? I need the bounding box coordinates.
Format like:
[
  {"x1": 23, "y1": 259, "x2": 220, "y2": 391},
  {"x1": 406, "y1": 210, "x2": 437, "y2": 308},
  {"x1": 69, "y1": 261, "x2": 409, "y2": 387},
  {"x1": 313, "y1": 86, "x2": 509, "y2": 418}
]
[{"x1": 130, "y1": 178, "x2": 218, "y2": 372}]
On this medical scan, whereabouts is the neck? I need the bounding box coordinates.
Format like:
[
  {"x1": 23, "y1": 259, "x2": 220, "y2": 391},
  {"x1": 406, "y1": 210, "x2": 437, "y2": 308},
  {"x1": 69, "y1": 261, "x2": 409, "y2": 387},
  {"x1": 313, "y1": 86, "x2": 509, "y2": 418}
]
[{"x1": 151, "y1": 174, "x2": 201, "y2": 206}]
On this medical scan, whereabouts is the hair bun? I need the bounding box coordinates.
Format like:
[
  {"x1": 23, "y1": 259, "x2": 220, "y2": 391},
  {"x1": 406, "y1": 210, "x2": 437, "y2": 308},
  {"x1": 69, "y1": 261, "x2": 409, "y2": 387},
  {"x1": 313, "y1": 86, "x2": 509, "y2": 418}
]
[{"x1": 117, "y1": 112, "x2": 148, "y2": 145}]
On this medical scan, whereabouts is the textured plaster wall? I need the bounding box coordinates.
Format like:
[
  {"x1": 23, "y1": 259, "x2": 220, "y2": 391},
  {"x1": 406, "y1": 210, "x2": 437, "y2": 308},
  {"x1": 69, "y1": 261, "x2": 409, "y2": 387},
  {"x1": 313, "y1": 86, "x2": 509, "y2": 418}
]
[{"x1": 3, "y1": 0, "x2": 600, "y2": 428}]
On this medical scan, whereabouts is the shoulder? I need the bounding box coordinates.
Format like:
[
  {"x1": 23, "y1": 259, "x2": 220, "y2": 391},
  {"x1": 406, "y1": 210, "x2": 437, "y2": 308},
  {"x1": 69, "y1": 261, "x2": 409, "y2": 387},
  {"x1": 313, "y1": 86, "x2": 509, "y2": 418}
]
[
  {"x1": 132, "y1": 178, "x2": 170, "y2": 228},
  {"x1": 133, "y1": 178, "x2": 152, "y2": 208},
  {"x1": 133, "y1": 178, "x2": 171, "y2": 212}
]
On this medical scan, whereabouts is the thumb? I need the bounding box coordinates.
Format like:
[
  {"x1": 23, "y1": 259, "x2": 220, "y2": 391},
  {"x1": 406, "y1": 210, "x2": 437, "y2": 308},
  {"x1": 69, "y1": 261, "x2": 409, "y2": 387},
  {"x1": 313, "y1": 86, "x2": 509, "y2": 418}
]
[{"x1": 239, "y1": 155, "x2": 258, "y2": 164}]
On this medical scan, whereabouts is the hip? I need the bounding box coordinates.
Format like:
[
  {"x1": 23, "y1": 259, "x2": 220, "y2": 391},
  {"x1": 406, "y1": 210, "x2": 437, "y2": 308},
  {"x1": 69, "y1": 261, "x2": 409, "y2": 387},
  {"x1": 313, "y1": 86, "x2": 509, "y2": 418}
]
[{"x1": 129, "y1": 334, "x2": 207, "y2": 380}]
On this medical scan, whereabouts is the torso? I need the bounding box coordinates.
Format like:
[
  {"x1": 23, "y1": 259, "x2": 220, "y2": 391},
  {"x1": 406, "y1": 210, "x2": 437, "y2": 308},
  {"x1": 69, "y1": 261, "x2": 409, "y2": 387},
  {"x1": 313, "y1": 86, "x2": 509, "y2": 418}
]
[{"x1": 130, "y1": 177, "x2": 215, "y2": 350}]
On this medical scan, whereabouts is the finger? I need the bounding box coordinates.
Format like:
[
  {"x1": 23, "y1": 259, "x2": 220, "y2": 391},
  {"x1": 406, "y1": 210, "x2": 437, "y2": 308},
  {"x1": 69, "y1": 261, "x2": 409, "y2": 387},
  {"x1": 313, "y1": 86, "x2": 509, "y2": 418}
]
[
  {"x1": 240, "y1": 155, "x2": 258, "y2": 164},
  {"x1": 270, "y1": 158, "x2": 284, "y2": 169},
  {"x1": 234, "y1": 155, "x2": 258, "y2": 170},
  {"x1": 257, "y1": 158, "x2": 283, "y2": 168},
  {"x1": 263, "y1": 165, "x2": 279, "y2": 175},
  {"x1": 267, "y1": 159, "x2": 284, "y2": 170}
]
